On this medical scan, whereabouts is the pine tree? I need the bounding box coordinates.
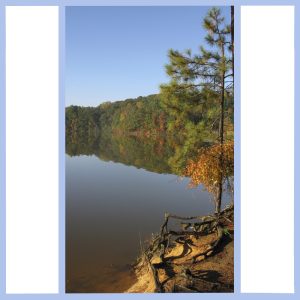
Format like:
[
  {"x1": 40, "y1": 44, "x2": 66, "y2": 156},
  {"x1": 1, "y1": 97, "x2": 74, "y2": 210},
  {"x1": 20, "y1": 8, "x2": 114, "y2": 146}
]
[{"x1": 161, "y1": 7, "x2": 233, "y2": 213}]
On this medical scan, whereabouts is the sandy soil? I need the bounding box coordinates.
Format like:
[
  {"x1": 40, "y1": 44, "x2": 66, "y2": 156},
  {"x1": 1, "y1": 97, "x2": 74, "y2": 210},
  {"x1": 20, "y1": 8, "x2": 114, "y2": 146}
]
[{"x1": 126, "y1": 223, "x2": 234, "y2": 293}]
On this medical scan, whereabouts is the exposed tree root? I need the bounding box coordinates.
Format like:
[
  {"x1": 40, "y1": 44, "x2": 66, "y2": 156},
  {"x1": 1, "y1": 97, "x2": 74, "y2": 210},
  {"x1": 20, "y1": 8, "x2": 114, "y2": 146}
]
[{"x1": 138, "y1": 204, "x2": 234, "y2": 293}]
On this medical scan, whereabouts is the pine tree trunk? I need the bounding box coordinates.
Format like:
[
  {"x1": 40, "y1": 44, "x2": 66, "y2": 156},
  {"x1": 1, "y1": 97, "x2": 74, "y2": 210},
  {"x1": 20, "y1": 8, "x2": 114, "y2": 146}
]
[
  {"x1": 219, "y1": 76, "x2": 225, "y2": 145},
  {"x1": 215, "y1": 78, "x2": 225, "y2": 214},
  {"x1": 216, "y1": 44, "x2": 226, "y2": 214}
]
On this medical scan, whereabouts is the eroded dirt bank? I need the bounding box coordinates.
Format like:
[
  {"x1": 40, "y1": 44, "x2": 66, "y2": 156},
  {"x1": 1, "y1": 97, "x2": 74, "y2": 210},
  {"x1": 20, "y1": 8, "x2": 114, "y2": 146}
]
[{"x1": 126, "y1": 206, "x2": 234, "y2": 293}]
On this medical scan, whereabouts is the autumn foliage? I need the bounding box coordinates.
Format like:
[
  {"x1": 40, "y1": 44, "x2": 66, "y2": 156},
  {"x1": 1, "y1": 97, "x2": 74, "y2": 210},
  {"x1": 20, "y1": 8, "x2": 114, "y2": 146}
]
[{"x1": 185, "y1": 141, "x2": 234, "y2": 195}]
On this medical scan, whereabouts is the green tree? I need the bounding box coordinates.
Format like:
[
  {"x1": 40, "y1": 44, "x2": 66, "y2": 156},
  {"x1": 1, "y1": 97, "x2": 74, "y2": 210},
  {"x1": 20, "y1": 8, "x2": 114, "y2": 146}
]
[{"x1": 161, "y1": 7, "x2": 233, "y2": 213}]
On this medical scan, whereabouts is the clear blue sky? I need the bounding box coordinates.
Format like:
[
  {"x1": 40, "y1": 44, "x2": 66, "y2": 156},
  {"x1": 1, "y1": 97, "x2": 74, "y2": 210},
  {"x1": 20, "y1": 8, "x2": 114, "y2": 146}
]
[{"x1": 66, "y1": 6, "x2": 230, "y2": 107}]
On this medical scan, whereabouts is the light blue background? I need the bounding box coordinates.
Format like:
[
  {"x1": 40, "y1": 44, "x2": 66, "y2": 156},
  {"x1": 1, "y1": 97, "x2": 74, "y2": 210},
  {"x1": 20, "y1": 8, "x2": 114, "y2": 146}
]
[{"x1": 0, "y1": 0, "x2": 298, "y2": 299}]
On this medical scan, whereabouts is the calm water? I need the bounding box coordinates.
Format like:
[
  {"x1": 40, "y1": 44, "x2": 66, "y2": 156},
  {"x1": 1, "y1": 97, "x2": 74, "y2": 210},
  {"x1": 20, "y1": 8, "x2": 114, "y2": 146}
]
[{"x1": 66, "y1": 136, "x2": 231, "y2": 292}]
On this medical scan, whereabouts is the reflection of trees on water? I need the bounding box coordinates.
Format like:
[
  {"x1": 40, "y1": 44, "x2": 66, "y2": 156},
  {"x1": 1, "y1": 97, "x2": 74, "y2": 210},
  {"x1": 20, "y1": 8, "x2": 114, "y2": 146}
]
[
  {"x1": 66, "y1": 133, "x2": 234, "y2": 210},
  {"x1": 66, "y1": 132, "x2": 209, "y2": 176}
]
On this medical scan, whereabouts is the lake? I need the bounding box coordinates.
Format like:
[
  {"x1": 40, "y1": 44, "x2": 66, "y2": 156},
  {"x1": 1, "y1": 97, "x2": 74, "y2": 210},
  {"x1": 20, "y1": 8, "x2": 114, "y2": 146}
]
[{"x1": 66, "y1": 135, "x2": 231, "y2": 292}]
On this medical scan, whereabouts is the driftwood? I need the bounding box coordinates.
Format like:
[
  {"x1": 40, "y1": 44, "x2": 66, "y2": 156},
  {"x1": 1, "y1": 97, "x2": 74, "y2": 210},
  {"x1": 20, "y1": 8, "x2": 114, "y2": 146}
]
[{"x1": 139, "y1": 204, "x2": 234, "y2": 292}]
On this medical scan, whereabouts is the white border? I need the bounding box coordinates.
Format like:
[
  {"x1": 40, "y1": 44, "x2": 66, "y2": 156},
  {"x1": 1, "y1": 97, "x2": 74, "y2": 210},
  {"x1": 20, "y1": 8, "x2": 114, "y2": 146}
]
[
  {"x1": 241, "y1": 6, "x2": 294, "y2": 293},
  {"x1": 6, "y1": 6, "x2": 59, "y2": 293}
]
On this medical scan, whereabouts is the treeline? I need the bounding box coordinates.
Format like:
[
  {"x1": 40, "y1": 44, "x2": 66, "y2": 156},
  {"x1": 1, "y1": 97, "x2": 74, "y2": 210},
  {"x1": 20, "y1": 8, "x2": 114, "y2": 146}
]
[
  {"x1": 66, "y1": 93, "x2": 233, "y2": 142},
  {"x1": 66, "y1": 94, "x2": 165, "y2": 139}
]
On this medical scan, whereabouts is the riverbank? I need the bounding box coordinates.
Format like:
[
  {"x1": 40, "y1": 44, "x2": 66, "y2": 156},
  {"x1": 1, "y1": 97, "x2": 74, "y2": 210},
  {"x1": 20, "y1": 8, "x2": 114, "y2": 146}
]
[{"x1": 126, "y1": 206, "x2": 234, "y2": 293}]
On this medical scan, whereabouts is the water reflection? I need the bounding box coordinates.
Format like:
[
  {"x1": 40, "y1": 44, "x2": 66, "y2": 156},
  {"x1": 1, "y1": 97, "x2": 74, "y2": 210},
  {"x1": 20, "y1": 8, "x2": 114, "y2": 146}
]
[
  {"x1": 66, "y1": 134, "x2": 233, "y2": 292},
  {"x1": 66, "y1": 133, "x2": 210, "y2": 176}
]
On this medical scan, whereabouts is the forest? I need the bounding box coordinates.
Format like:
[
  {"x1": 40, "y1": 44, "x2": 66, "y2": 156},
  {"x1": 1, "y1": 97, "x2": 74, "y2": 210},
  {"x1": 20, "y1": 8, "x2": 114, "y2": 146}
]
[{"x1": 66, "y1": 91, "x2": 233, "y2": 141}]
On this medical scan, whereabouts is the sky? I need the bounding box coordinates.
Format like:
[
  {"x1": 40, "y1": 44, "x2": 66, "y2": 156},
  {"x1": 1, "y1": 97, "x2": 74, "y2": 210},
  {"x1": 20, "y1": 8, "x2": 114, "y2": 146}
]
[{"x1": 66, "y1": 6, "x2": 230, "y2": 107}]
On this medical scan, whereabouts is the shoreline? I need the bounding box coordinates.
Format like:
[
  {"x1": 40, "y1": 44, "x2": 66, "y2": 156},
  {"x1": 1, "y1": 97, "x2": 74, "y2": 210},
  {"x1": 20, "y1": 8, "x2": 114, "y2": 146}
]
[{"x1": 125, "y1": 206, "x2": 234, "y2": 293}]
